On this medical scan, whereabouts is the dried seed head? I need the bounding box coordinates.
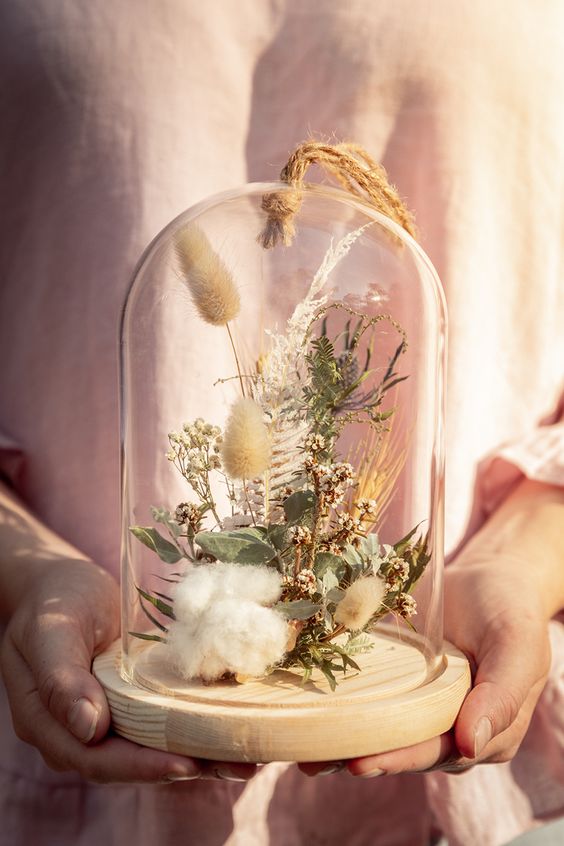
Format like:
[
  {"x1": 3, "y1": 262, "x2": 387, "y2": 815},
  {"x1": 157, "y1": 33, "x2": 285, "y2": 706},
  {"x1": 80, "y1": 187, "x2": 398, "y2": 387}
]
[
  {"x1": 396, "y1": 592, "x2": 417, "y2": 618},
  {"x1": 334, "y1": 576, "x2": 387, "y2": 631},
  {"x1": 221, "y1": 397, "x2": 271, "y2": 480},
  {"x1": 175, "y1": 225, "x2": 240, "y2": 326}
]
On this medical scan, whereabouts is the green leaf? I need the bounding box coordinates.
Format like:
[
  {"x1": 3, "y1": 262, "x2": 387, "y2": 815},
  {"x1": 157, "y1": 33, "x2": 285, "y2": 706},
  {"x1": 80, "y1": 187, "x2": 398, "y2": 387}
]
[
  {"x1": 319, "y1": 662, "x2": 337, "y2": 691},
  {"x1": 274, "y1": 599, "x2": 322, "y2": 620},
  {"x1": 326, "y1": 587, "x2": 346, "y2": 603},
  {"x1": 130, "y1": 526, "x2": 184, "y2": 564},
  {"x1": 393, "y1": 526, "x2": 419, "y2": 555},
  {"x1": 236, "y1": 526, "x2": 268, "y2": 540},
  {"x1": 342, "y1": 633, "x2": 374, "y2": 655},
  {"x1": 195, "y1": 530, "x2": 277, "y2": 565},
  {"x1": 359, "y1": 533, "x2": 380, "y2": 559},
  {"x1": 331, "y1": 644, "x2": 362, "y2": 672},
  {"x1": 301, "y1": 666, "x2": 313, "y2": 685},
  {"x1": 153, "y1": 590, "x2": 173, "y2": 602},
  {"x1": 321, "y1": 570, "x2": 339, "y2": 593},
  {"x1": 150, "y1": 506, "x2": 181, "y2": 538},
  {"x1": 267, "y1": 524, "x2": 288, "y2": 551},
  {"x1": 136, "y1": 586, "x2": 176, "y2": 620},
  {"x1": 314, "y1": 552, "x2": 346, "y2": 579},
  {"x1": 283, "y1": 490, "x2": 317, "y2": 525},
  {"x1": 137, "y1": 597, "x2": 169, "y2": 633},
  {"x1": 128, "y1": 631, "x2": 167, "y2": 643},
  {"x1": 341, "y1": 544, "x2": 362, "y2": 567}
]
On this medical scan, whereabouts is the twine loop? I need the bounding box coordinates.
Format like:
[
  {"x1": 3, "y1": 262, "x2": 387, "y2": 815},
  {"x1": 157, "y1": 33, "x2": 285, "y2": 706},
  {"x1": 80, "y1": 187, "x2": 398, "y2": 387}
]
[
  {"x1": 257, "y1": 140, "x2": 416, "y2": 249},
  {"x1": 259, "y1": 190, "x2": 303, "y2": 248}
]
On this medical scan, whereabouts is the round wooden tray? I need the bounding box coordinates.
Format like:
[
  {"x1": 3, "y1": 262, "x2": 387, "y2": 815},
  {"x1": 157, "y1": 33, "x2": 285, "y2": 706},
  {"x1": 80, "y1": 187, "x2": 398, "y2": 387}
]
[{"x1": 93, "y1": 631, "x2": 470, "y2": 762}]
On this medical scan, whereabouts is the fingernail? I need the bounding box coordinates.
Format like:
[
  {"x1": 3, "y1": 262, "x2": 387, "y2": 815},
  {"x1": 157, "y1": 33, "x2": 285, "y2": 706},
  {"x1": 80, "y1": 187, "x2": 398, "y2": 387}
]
[
  {"x1": 163, "y1": 762, "x2": 201, "y2": 782},
  {"x1": 358, "y1": 767, "x2": 386, "y2": 778},
  {"x1": 214, "y1": 767, "x2": 249, "y2": 782},
  {"x1": 317, "y1": 762, "x2": 346, "y2": 776},
  {"x1": 163, "y1": 772, "x2": 201, "y2": 783},
  {"x1": 67, "y1": 698, "x2": 99, "y2": 743},
  {"x1": 474, "y1": 717, "x2": 493, "y2": 758}
]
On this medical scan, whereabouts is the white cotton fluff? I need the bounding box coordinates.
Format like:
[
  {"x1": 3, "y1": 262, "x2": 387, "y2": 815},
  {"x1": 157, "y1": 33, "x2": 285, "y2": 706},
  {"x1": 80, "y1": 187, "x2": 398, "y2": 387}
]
[{"x1": 168, "y1": 562, "x2": 288, "y2": 682}]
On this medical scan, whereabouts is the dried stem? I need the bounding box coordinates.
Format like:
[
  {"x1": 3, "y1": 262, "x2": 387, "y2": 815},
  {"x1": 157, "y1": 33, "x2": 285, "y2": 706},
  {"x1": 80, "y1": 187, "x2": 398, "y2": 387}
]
[{"x1": 226, "y1": 323, "x2": 246, "y2": 398}]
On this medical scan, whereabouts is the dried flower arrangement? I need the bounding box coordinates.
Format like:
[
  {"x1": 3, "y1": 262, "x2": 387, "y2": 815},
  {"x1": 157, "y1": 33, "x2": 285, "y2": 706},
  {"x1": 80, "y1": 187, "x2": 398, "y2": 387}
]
[{"x1": 129, "y1": 221, "x2": 430, "y2": 690}]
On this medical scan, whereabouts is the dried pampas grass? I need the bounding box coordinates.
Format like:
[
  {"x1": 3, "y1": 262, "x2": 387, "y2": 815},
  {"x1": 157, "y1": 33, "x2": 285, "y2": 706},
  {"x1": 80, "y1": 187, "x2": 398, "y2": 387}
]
[
  {"x1": 168, "y1": 562, "x2": 288, "y2": 681},
  {"x1": 222, "y1": 397, "x2": 271, "y2": 480},
  {"x1": 174, "y1": 225, "x2": 240, "y2": 326},
  {"x1": 334, "y1": 576, "x2": 387, "y2": 631}
]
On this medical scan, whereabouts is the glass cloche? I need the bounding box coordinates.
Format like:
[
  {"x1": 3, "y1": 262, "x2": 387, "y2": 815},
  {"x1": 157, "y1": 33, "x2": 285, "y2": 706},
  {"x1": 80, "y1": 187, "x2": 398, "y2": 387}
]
[{"x1": 94, "y1": 170, "x2": 469, "y2": 763}]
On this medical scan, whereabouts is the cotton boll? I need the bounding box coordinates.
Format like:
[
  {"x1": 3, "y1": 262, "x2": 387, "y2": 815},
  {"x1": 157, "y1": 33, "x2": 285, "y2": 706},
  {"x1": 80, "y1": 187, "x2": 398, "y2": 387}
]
[
  {"x1": 334, "y1": 575, "x2": 387, "y2": 631},
  {"x1": 167, "y1": 561, "x2": 287, "y2": 681},
  {"x1": 174, "y1": 561, "x2": 282, "y2": 609},
  {"x1": 172, "y1": 563, "x2": 219, "y2": 619},
  {"x1": 169, "y1": 597, "x2": 288, "y2": 682},
  {"x1": 221, "y1": 561, "x2": 282, "y2": 604}
]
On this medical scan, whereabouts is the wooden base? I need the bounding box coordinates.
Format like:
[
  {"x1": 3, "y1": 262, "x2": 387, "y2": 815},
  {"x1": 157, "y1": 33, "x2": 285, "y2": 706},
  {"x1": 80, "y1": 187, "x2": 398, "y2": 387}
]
[{"x1": 93, "y1": 631, "x2": 470, "y2": 762}]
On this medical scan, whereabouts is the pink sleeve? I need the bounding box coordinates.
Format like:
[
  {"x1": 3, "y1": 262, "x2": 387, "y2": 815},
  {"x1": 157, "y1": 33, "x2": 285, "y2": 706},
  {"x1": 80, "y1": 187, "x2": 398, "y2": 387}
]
[{"x1": 478, "y1": 405, "x2": 564, "y2": 517}]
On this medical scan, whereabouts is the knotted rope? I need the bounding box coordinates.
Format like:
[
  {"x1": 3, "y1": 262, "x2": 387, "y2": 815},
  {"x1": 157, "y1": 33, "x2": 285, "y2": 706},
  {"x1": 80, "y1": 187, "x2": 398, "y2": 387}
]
[{"x1": 257, "y1": 140, "x2": 417, "y2": 249}]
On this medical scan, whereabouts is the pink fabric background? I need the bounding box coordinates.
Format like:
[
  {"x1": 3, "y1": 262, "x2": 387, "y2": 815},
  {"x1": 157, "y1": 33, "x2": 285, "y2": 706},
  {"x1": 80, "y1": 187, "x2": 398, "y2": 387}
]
[{"x1": 1, "y1": 2, "x2": 564, "y2": 844}]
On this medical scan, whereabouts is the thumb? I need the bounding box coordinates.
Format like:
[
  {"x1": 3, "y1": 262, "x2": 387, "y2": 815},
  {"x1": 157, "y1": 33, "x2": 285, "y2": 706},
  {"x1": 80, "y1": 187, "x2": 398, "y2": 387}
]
[
  {"x1": 30, "y1": 605, "x2": 118, "y2": 744},
  {"x1": 454, "y1": 621, "x2": 550, "y2": 760}
]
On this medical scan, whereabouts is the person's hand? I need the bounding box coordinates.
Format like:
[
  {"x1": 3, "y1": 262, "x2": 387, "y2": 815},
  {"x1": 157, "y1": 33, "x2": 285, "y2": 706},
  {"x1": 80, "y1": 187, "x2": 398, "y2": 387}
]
[
  {"x1": 344, "y1": 555, "x2": 552, "y2": 777},
  {"x1": 300, "y1": 478, "x2": 564, "y2": 779},
  {"x1": 300, "y1": 556, "x2": 551, "y2": 778},
  {"x1": 0, "y1": 558, "x2": 256, "y2": 784}
]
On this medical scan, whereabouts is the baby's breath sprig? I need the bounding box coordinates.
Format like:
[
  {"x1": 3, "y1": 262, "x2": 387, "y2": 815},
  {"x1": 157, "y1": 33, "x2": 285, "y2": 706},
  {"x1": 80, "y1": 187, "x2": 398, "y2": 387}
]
[{"x1": 166, "y1": 418, "x2": 223, "y2": 526}]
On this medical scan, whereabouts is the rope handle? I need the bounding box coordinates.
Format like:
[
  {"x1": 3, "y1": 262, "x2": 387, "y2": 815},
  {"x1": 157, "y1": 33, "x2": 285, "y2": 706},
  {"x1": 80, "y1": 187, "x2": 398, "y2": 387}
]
[{"x1": 257, "y1": 140, "x2": 417, "y2": 249}]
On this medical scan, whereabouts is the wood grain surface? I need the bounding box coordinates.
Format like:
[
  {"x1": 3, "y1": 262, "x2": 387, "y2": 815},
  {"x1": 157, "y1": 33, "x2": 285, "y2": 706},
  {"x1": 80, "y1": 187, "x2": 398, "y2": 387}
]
[{"x1": 93, "y1": 631, "x2": 470, "y2": 762}]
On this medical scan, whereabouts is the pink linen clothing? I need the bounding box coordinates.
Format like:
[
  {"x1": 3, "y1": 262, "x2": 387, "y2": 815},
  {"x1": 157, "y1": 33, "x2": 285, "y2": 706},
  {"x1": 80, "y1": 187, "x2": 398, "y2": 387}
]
[{"x1": 1, "y1": 2, "x2": 564, "y2": 845}]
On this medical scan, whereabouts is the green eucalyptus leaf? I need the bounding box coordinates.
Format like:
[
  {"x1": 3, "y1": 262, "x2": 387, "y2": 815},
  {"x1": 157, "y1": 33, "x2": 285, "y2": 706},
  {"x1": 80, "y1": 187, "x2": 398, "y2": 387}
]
[
  {"x1": 283, "y1": 490, "x2": 317, "y2": 525},
  {"x1": 323, "y1": 607, "x2": 334, "y2": 629},
  {"x1": 195, "y1": 530, "x2": 277, "y2": 565},
  {"x1": 326, "y1": 587, "x2": 346, "y2": 603},
  {"x1": 314, "y1": 552, "x2": 346, "y2": 578},
  {"x1": 267, "y1": 524, "x2": 289, "y2": 551},
  {"x1": 321, "y1": 570, "x2": 339, "y2": 594},
  {"x1": 236, "y1": 526, "x2": 268, "y2": 540},
  {"x1": 150, "y1": 506, "x2": 182, "y2": 538},
  {"x1": 274, "y1": 599, "x2": 322, "y2": 620},
  {"x1": 359, "y1": 533, "x2": 380, "y2": 559},
  {"x1": 130, "y1": 526, "x2": 184, "y2": 564},
  {"x1": 341, "y1": 544, "x2": 362, "y2": 567}
]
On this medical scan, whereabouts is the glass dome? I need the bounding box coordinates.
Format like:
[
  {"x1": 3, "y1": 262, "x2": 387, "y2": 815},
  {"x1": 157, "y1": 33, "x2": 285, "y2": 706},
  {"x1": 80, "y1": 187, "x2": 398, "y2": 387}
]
[{"x1": 119, "y1": 182, "x2": 447, "y2": 699}]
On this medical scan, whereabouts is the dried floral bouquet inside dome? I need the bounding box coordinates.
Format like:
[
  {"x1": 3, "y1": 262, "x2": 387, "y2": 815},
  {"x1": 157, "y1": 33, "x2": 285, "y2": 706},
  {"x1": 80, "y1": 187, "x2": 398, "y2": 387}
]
[{"x1": 130, "y1": 221, "x2": 430, "y2": 691}]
